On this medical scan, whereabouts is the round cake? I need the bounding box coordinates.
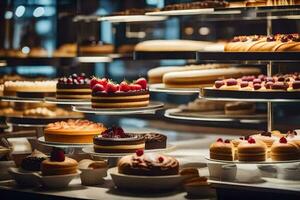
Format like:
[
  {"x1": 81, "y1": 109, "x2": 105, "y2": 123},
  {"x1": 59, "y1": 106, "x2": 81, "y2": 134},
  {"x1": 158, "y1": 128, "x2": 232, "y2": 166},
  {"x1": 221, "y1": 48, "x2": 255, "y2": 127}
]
[
  {"x1": 41, "y1": 148, "x2": 78, "y2": 176},
  {"x1": 44, "y1": 119, "x2": 106, "y2": 144},
  {"x1": 237, "y1": 138, "x2": 267, "y2": 161},
  {"x1": 93, "y1": 127, "x2": 145, "y2": 153},
  {"x1": 91, "y1": 77, "x2": 149, "y2": 108},
  {"x1": 118, "y1": 151, "x2": 179, "y2": 176},
  {"x1": 286, "y1": 130, "x2": 300, "y2": 147},
  {"x1": 142, "y1": 133, "x2": 167, "y2": 150},
  {"x1": 252, "y1": 131, "x2": 277, "y2": 148},
  {"x1": 4, "y1": 80, "x2": 57, "y2": 97},
  {"x1": 270, "y1": 137, "x2": 300, "y2": 161},
  {"x1": 210, "y1": 138, "x2": 234, "y2": 161},
  {"x1": 56, "y1": 73, "x2": 91, "y2": 99}
]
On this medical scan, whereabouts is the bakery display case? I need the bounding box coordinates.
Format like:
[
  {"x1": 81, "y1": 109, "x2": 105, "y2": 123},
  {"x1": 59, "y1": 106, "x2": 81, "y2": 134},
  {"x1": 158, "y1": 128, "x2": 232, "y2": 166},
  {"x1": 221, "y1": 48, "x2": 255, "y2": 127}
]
[{"x1": 0, "y1": 0, "x2": 300, "y2": 200}]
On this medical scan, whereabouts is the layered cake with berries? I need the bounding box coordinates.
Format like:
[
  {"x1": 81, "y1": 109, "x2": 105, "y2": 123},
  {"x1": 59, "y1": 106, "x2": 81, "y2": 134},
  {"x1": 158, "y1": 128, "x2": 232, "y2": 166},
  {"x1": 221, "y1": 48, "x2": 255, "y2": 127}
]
[
  {"x1": 209, "y1": 138, "x2": 234, "y2": 161},
  {"x1": 270, "y1": 137, "x2": 300, "y2": 161},
  {"x1": 93, "y1": 127, "x2": 145, "y2": 153},
  {"x1": 56, "y1": 73, "x2": 91, "y2": 99},
  {"x1": 117, "y1": 151, "x2": 179, "y2": 176},
  {"x1": 237, "y1": 138, "x2": 267, "y2": 161},
  {"x1": 44, "y1": 119, "x2": 106, "y2": 144},
  {"x1": 91, "y1": 77, "x2": 149, "y2": 108}
]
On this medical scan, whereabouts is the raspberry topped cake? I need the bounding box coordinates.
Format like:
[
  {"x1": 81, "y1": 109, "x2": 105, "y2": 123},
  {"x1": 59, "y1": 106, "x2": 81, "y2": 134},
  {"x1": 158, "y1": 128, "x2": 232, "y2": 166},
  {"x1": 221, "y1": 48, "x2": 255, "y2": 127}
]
[
  {"x1": 93, "y1": 126, "x2": 145, "y2": 153},
  {"x1": 117, "y1": 150, "x2": 179, "y2": 176},
  {"x1": 56, "y1": 73, "x2": 91, "y2": 99},
  {"x1": 91, "y1": 77, "x2": 149, "y2": 108}
]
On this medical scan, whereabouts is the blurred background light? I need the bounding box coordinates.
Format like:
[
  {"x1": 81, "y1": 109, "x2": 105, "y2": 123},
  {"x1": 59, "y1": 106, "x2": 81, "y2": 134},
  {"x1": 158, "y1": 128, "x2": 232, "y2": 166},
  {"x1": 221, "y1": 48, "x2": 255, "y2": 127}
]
[
  {"x1": 15, "y1": 5, "x2": 26, "y2": 17},
  {"x1": 33, "y1": 7, "x2": 45, "y2": 18}
]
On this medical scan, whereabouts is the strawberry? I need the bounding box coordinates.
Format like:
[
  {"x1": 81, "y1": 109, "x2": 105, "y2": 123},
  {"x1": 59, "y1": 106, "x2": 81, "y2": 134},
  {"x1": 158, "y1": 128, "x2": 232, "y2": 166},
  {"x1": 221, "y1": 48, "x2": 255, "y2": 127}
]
[
  {"x1": 134, "y1": 77, "x2": 147, "y2": 89},
  {"x1": 217, "y1": 138, "x2": 223, "y2": 142},
  {"x1": 98, "y1": 78, "x2": 108, "y2": 87},
  {"x1": 120, "y1": 81, "x2": 130, "y2": 92},
  {"x1": 279, "y1": 137, "x2": 287, "y2": 143},
  {"x1": 106, "y1": 82, "x2": 119, "y2": 93},
  {"x1": 90, "y1": 77, "x2": 98, "y2": 89},
  {"x1": 92, "y1": 84, "x2": 105, "y2": 92},
  {"x1": 130, "y1": 83, "x2": 142, "y2": 91}
]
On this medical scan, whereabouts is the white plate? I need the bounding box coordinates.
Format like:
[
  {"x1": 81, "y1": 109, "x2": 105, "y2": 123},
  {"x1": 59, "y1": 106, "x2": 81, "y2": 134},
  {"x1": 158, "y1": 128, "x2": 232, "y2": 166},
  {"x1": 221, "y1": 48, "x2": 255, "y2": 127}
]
[
  {"x1": 101, "y1": 15, "x2": 166, "y2": 23},
  {"x1": 82, "y1": 144, "x2": 176, "y2": 158},
  {"x1": 205, "y1": 156, "x2": 300, "y2": 164},
  {"x1": 44, "y1": 97, "x2": 91, "y2": 105},
  {"x1": 110, "y1": 169, "x2": 188, "y2": 190},
  {"x1": 149, "y1": 83, "x2": 199, "y2": 94},
  {"x1": 38, "y1": 137, "x2": 92, "y2": 148},
  {"x1": 8, "y1": 167, "x2": 40, "y2": 187},
  {"x1": 34, "y1": 170, "x2": 81, "y2": 189},
  {"x1": 72, "y1": 101, "x2": 164, "y2": 115}
]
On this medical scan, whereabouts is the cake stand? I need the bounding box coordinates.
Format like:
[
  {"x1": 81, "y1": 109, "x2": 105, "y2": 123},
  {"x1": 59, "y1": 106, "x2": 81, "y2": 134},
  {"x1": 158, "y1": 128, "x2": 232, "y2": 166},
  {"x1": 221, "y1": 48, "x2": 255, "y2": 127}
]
[
  {"x1": 72, "y1": 101, "x2": 164, "y2": 115},
  {"x1": 82, "y1": 144, "x2": 176, "y2": 166},
  {"x1": 37, "y1": 137, "x2": 92, "y2": 154},
  {"x1": 149, "y1": 83, "x2": 199, "y2": 95},
  {"x1": 44, "y1": 97, "x2": 91, "y2": 105}
]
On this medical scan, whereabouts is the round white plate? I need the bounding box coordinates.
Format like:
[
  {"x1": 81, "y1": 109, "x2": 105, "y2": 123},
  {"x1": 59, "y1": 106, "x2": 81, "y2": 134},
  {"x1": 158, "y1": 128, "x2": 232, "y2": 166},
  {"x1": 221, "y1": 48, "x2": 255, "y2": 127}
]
[
  {"x1": 1, "y1": 96, "x2": 44, "y2": 103},
  {"x1": 110, "y1": 168, "x2": 187, "y2": 190},
  {"x1": 72, "y1": 101, "x2": 164, "y2": 115},
  {"x1": 149, "y1": 83, "x2": 199, "y2": 95},
  {"x1": 82, "y1": 144, "x2": 176, "y2": 158},
  {"x1": 44, "y1": 97, "x2": 91, "y2": 105},
  {"x1": 205, "y1": 156, "x2": 300, "y2": 164},
  {"x1": 8, "y1": 167, "x2": 40, "y2": 187},
  {"x1": 38, "y1": 137, "x2": 93, "y2": 148}
]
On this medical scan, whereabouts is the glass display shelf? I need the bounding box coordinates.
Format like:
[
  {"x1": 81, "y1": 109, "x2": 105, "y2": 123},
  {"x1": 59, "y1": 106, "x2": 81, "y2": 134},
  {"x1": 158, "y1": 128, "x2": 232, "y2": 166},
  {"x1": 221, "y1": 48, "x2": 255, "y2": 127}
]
[
  {"x1": 164, "y1": 108, "x2": 266, "y2": 124},
  {"x1": 1, "y1": 96, "x2": 44, "y2": 103},
  {"x1": 149, "y1": 84, "x2": 199, "y2": 95},
  {"x1": 200, "y1": 87, "x2": 300, "y2": 102},
  {"x1": 134, "y1": 51, "x2": 196, "y2": 60},
  {"x1": 205, "y1": 156, "x2": 300, "y2": 164},
  {"x1": 44, "y1": 97, "x2": 91, "y2": 105},
  {"x1": 196, "y1": 52, "x2": 300, "y2": 62}
]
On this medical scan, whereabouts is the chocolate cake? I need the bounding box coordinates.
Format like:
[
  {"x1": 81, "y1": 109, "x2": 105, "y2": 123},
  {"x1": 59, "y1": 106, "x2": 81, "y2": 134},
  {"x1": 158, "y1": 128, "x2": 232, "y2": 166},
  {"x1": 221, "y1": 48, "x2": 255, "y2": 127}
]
[
  {"x1": 21, "y1": 150, "x2": 48, "y2": 171},
  {"x1": 142, "y1": 133, "x2": 167, "y2": 150},
  {"x1": 118, "y1": 151, "x2": 179, "y2": 176},
  {"x1": 56, "y1": 73, "x2": 91, "y2": 99},
  {"x1": 93, "y1": 127, "x2": 145, "y2": 153}
]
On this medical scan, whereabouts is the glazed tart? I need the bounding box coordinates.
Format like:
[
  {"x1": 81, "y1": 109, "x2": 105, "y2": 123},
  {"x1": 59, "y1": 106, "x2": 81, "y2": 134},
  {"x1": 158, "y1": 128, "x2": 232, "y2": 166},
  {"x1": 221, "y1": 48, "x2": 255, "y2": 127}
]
[
  {"x1": 90, "y1": 77, "x2": 149, "y2": 108},
  {"x1": 56, "y1": 73, "x2": 91, "y2": 99},
  {"x1": 93, "y1": 127, "x2": 145, "y2": 153},
  {"x1": 44, "y1": 119, "x2": 106, "y2": 144}
]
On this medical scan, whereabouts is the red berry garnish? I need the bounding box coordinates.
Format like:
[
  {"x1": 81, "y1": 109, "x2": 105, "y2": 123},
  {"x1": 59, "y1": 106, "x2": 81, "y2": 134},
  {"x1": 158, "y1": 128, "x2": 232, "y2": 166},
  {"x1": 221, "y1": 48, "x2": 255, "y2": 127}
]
[
  {"x1": 214, "y1": 80, "x2": 225, "y2": 88},
  {"x1": 106, "y1": 82, "x2": 119, "y2": 93},
  {"x1": 67, "y1": 78, "x2": 73, "y2": 84},
  {"x1": 130, "y1": 83, "x2": 142, "y2": 91},
  {"x1": 134, "y1": 77, "x2": 147, "y2": 90},
  {"x1": 92, "y1": 84, "x2": 105, "y2": 92},
  {"x1": 253, "y1": 79, "x2": 262, "y2": 84},
  {"x1": 90, "y1": 77, "x2": 98, "y2": 89},
  {"x1": 240, "y1": 81, "x2": 249, "y2": 88},
  {"x1": 98, "y1": 78, "x2": 108, "y2": 87},
  {"x1": 217, "y1": 138, "x2": 223, "y2": 142},
  {"x1": 136, "y1": 149, "x2": 144, "y2": 157},
  {"x1": 158, "y1": 156, "x2": 164, "y2": 163},
  {"x1": 226, "y1": 79, "x2": 237, "y2": 86},
  {"x1": 248, "y1": 137, "x2": 256, "y2": 144},
  {"x1": 279, "y1": 137, "x2": 287, "y2": 143},
  {"x1": 239, "y1": 137, "x2": 244, "y2": 140},
  {"x1": 120, "y1": 81, "x2": 130, "y2": 92},
  {"x1": 253, "y1": 83, "x2": 261, "y2": 90},
  {"x1": 224, "y1": 139, "x2": 230, "y2": 143},
  {"x1": 50, "y1": 148, "x2": 65, "y2": 162}
]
